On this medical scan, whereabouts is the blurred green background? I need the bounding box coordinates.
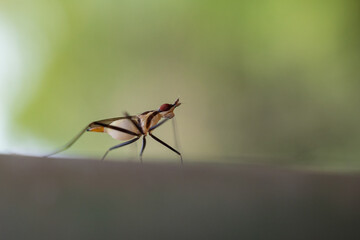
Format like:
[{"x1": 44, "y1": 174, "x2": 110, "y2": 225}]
[{"x1": 1, "y1": 0, "x2": 359, "y2": 169}]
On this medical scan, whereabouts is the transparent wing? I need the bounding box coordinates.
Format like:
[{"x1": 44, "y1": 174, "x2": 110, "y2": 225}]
[{"x1": 95, "y1": 115, "x2": 136, "y2": 125}]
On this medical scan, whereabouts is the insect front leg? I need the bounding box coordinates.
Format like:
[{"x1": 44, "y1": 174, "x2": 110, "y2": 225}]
[{"x1": 149, "y1": 132, "x2": 183, "y2": 165}]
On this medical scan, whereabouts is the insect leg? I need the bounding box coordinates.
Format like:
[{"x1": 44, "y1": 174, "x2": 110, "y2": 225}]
[
  {"x1": 149, "y1": 118, "x2": 169, "y2": 131},
  {"x1": 150, "y1": 117, "x2": 181, "y2": 151},
  {"x1": 44, "y1": 125, "x2": 90, "y2": 157},
  {"x1": 149, "y1": 132, "x2": 183, "y2": 164},
  {"x1": 45, "y1": 120, "x2": 140, "y2": 158},
  {"x1": 139, "y1": 136, "x2": 146, "y2": 163},
  {"x1": 101, "y1": 137, "x2": 140, "y2": 161}
]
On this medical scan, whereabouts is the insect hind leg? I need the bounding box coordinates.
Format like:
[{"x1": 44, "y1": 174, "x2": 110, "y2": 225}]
[
  {"x1": 45, "y1": 119, "x2": 140, "y2": 158},
  {"x1": 101, "y1": 137, "x2": 140, "y2": 161},
  {"x1": 43, "y1": 125, "x2": 91, "y2": 157}
]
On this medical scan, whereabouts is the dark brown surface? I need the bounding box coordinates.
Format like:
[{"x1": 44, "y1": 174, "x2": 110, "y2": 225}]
[{"x1": 0, "y1": 154, "x2": 359, "y2": 239}]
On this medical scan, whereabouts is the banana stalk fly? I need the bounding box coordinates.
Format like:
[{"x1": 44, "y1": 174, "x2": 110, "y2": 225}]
[{"x1": 45, "y1": 99, "x2": 182, "y2": 164}]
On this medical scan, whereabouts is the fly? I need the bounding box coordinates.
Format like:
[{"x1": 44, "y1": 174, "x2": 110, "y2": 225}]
[{"x1": 45, "y1": 98, "x2": 182, "y2": 164}]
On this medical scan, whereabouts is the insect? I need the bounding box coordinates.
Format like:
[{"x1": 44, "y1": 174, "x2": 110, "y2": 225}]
[{"x1": 45, "y1": 98, "x2": 182, "y2": 164}]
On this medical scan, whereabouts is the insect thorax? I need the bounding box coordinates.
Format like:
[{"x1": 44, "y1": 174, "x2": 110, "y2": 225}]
[{"x1": 138, "y1": 111, "x2": 162, "y2": 134}]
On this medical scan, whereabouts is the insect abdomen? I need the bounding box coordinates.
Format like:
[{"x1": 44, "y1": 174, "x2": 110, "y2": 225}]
[{"x1": 105, "y1": 119, "x2": 140, "y2": 140}]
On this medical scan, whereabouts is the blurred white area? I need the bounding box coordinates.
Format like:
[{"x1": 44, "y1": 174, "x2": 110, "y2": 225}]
[
  {"x1": 0, "y1": 2, "x2": 69, "y2": 155},
  {"x1": 0, "y1": 17, "x2": 22, "y2": 153},
  {"x1": 0, "y1": 14, "x2": 50, "y2": 155}
]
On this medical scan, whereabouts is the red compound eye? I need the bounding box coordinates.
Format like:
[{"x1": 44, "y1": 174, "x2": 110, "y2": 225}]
[{"x1": 159, "y1": 103, "x2": 172, "y2": 111}]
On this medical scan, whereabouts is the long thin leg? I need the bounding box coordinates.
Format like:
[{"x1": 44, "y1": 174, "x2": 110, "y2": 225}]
[
  {"x1": 149, "y1": 118, "x2": 169, "y2": 131},
  {"x1": 139, "y1": 136, "x2": 146, "y2": 163},
  {"x1": 149, "y1": 132, "x2": 183, "y2": 165},
  {"x1": 150, "y1": 117, "x2": 181, "y2": 152},
  {"x1": 102, "y1": 137, "x2": 140, "y2": 161},
  {"x1": 45, "y1": 120, "x2": 140, "y2": 158},
  {"x1": 44, "y1": 125, "x2": 89, "y2": 157}
]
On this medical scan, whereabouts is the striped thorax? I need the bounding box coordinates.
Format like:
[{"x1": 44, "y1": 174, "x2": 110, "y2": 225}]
[{"x1": 101, "y1": 99, "x2": 181, "y2": 141}]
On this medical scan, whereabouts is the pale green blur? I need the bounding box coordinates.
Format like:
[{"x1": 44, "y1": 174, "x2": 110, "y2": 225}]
[{"x1": 1, "y1": 0, "x2": 359, "y2": 169}]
